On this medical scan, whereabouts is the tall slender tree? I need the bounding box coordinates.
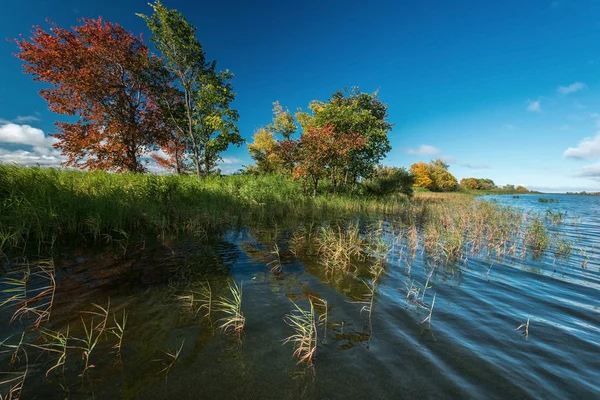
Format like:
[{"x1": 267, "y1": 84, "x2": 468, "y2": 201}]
[
  {"x1": 267, "y1": 101, "x2": 296, "y2": 140},
  {"x1": 14, "y1": 18, "x2": 169, "y2": 172},
  {"x1": 139, "y1": 1, "x2": 243, "y2": 177}
]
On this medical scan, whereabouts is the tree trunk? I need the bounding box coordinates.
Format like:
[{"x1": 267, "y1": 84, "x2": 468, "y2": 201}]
[
  {"x1": 313, "y1": 178, "x2": 319, "y2": 197},
  {"x1": 126, "y1": 136, "x2": 139, "y2": 173},
  {"x1": 192, "y1": 145, "x2": 202, "y2": 178},
  {"x1": 204, "y1": 153, "x2": 211, "y2": 176},
  {"x1": 184, "y1": 84, "x2": 202, "y2": 179}
]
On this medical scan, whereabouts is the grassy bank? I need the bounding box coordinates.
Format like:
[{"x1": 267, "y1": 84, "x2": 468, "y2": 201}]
[
  {"x1": 0, "y1": 165, "x2": 407, "y2": 255},
  {"x1": 0, "y1": 165, "x2": 567, "y2": 262}
]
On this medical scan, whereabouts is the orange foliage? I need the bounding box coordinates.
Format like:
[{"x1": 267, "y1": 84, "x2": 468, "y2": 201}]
[
  {"x1": 409, "y1": 162, "x2": 433, "y2": 188},
  {"x1": 409, "y1": 159, "x2": 458, "y2": 191},
  {"x1": 151, "y1": 135, "x2": 190, "y2": 174},
  {"x1": 293, "y1": 123, "x2": 367, "y2": 195}
]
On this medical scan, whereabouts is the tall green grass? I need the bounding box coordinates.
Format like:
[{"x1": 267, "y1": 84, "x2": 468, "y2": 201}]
[{"x1": 0, "y1": 165, "x2": 405, "y2": 255}]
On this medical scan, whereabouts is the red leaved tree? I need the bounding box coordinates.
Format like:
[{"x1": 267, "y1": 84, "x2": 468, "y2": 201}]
[
  {"x1": 151, "y1": 135, "x2": 191, "y2": 174},
  {"x1": 14, "y1": 18, "x2": 169, "y2": 172},
  {"x1": 269, "y1": 138, "x2": 298, "y2": 175},
  {"x1": 293, "y1": 123, "x2": 367, "y2": 196}
]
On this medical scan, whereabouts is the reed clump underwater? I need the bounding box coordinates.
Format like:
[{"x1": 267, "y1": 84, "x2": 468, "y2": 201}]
[{"x1": 0, "y1": 165, "x2": 579, "y2": 398}]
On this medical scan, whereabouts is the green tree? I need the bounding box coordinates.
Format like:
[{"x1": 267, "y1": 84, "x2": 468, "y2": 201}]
[
  {"x1": 268, "y1": 101, "x2": 296, "y2": 140},
  {"x1": 139, "y1": 1, "x2": 243, "y2": 177},
  {"x1": 476, "y1": 178, "x2": 496, "y2": 190},
  {"x1": 247, "y1": 128, "x2": 280, "y2": 173},
  {"x1": 460, "y1": 178, "x2": 479, "y2": 190},
  {"x1": 297, "y1": 87, "x2": 393, "y2": 185}
]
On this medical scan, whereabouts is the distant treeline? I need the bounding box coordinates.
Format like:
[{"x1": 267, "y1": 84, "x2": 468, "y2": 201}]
[
  {"x1": 404, "y1": 159, "x2": 530, "y2": 193},
  {"x1": 460, "y1": 178, "x2": 529, "y2": 193},
  {"x1": 566, "y1": 191, "x2": 600, "y2": 196}
]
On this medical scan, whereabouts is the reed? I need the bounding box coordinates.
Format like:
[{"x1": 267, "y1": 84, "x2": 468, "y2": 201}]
[
  {"x1": 156, "y1": 339, "x2": 185, "y2": 383},
  {"x1": 73, "y1": 300, "x2": 110, "y2": 375},
  {"x1": 516, "y1": 317, "x2": 530, "y2": 338},
  {"x1": 31, "y1": 327, "x2": 70, "y2": 378},
  {"x1": 0, "y1": 275, "x2": 28, "y2": 310},
  {"x1": 110, "y1": 310, "x2": 128, "y2": 358},
  {"x1": 0, "y1": 348, "x2": 28, "y2": 400},
  {"x1": 215, "y1": 281, "x2": 245, "y2": 337},
  {"x1": 420, "y1": 293, "x2": 436, "y2": 327},
  {"x1": 525, "y1": 217, "x2": 550, "y2": 252},
  {"x1": 351, "y1": 278, "x2": 378, "y2": 338},
  {"x1": 12, "y1": 262, "x2": 56, "y2": 329},
  {"x1": 196, "y1": 281, "x2": 213, "y2": 320},
  {"x1": 268, "y1": 243, "x2": 283, "y2": 273},
  {"x1": 368, "y1": 223, "x2": 390, "y2": 279},
  {"x1": 1, "y1": 260, "x2": 56, "y2": 330},
  {"x1": 313, "y1": 297, "x2": 328, "y2": 345},
  {"x1": 0, "y1": 332, "x2": 28, "y2": 400},
  {"x1": 404, "y1": 280, "x2": 421, "y2": 303},
  {"x1": 316, "y1": 223, "x2": 364, "y2": 272},
  {"x1": 545, "y1": 210, "x2": 566, "y2": 226},
  {"x1": 283, "y1": 299, "x2": 318, "y2": 366}
]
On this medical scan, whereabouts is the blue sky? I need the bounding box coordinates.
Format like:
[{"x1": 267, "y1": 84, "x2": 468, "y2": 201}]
[{"x1": 2, "y1": 0, "x2": 600, "y2": 191}]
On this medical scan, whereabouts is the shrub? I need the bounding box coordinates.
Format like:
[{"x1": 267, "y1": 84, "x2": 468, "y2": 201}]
[{"x1": 362, "y1": 166, "x2": 414, "y2": 197}]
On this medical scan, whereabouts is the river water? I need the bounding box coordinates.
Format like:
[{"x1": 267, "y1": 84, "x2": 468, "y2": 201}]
[{"x1": 1, "y1": 194, "x2": 599, "y2": 399}]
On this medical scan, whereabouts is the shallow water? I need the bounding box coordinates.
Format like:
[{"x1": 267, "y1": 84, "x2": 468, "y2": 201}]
[{"x1": 1, "y1": 194, "x2": 599, "y2": 399}]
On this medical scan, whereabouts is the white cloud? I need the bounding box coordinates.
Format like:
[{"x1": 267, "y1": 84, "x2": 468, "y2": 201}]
[
  {"x1": 0, "y1": 148, "x2": 65, "y2": 166},
  {"x1": 556, "y1": 124, "x2": 571, "y2": 131},
  {"x1": 0, "y1": 123, "x2": 64, "y2": 167},
  {"x1": 13, "y1": 115, "x2": 41, "y2": 123},
  {"x1": 574, "y1": 161, "x2": 600, "y2": 179},
  {"x1": 405, "y1": 144, "x2": 441, "y2": 156},
  {"x1": 0, "y1": 123, "x2": 57, "y2": 147},
  {"x1": 218, "y1": 165, "x2": 243, "y2": 175},
  {"x1": 564, "y1": 133, "x2": 600, "y2": 159},
  {"x1": 220, "y1": 157, "x2": 242, "y2": 165},
  {"x1": 460, "y1": 163, "x2": 490, "y2": 170},
  {"x1": 557, "y1": 82, "x2": 587, "y2": 95},
  {"x1": 504, "y1": 124, "x2": 516, "y2": 130},
  {"x1": 526, "y1": 99, "x2": 542, "y2": 112}
]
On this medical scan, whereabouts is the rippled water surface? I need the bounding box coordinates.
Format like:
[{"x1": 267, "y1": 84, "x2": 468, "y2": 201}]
[{"x1": 1, "y1": 194, "x2": 599, "y2": 399}]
